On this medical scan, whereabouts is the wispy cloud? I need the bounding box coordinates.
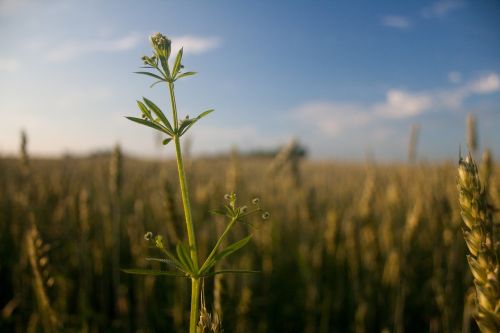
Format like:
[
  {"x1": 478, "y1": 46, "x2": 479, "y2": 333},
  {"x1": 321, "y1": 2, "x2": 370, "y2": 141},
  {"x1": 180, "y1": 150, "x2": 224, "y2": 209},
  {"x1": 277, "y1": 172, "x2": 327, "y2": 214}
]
[
  {"x1": 0, "y1": 57, "x2": 20, "y2": 72},
  {"x1": 171, "y1": 35, "x2": 221, "y2": 55},
  {"x1": 421, "y1": 0, "x2": 465, "y2": 18},
  {"x1": 374, "y1": 90, "x2": 433, "y2": 118},
  {"x1": 294, "y1": 72, "x2": 500, "y2": 137},
  {"x1": 46, "y1": 33, "x2": 140, "y2": 62},
  {"x1": 381, "y1": 15, "x2": 412, "y2": 29}
]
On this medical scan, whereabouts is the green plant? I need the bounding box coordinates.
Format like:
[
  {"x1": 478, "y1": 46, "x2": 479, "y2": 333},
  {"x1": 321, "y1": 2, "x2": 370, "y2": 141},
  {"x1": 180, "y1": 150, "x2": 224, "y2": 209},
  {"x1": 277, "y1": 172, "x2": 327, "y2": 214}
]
[{"x1": 123, "y1": 32, "x2": 268, "y2": 333}]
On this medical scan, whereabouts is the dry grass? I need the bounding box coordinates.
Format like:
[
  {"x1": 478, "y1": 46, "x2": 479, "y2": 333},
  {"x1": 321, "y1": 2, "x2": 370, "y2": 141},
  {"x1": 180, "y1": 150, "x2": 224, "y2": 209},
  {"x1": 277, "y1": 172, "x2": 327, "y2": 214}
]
[{"x1": 0, "y1": 151, "x2": 498, "y2": 332}]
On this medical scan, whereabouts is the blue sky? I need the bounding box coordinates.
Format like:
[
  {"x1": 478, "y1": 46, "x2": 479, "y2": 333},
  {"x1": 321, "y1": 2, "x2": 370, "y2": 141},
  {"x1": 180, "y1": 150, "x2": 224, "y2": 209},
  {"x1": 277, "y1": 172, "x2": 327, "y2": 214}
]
[{"x1": 0, "y1": 0, "x2": 499, "y2": 160}]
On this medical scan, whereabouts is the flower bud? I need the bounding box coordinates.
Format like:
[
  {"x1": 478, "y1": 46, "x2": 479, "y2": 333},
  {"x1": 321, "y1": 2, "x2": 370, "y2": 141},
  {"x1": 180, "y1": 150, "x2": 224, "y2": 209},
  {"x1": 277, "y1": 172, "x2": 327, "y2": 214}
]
[
  {"x1": 149, "y1": 32, "x2": 171, "y2": 59},
  {"x1": 144, "y1": 231, "x2": 153, "y2": 241}
]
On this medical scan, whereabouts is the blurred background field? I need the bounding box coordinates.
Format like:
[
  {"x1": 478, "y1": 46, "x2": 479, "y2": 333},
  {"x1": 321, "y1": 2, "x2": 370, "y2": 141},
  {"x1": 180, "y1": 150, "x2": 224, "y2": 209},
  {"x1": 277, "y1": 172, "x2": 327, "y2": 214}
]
[
  {"x1": 1, "y1": 1, "x2": 500, "y2": 332},
  {"x1": 0, "y1": 133, "x2": 498, "y2": 332}
]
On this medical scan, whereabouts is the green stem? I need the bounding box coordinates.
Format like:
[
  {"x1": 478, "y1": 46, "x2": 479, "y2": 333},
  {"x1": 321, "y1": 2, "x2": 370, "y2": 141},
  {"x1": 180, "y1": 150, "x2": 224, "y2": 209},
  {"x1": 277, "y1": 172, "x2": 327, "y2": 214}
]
[
  {"x1": 168, "y1": 82, "x2": 200, "y2": 332},
  {"x1": 200, "y1": 216, "x2": 237, "y2": 273},
  {"x1": 168, "y1": 82, "x2": 179, "y2": 129},
  {"x1": 190, "y1": 278, "x2": 200, "y2": 333},
  {"x1": 173, "y1": 135, "x2": 198, "y2": 267},
  {"x1": 168, "y1": 81, "x2": 198, "y2": 268}
]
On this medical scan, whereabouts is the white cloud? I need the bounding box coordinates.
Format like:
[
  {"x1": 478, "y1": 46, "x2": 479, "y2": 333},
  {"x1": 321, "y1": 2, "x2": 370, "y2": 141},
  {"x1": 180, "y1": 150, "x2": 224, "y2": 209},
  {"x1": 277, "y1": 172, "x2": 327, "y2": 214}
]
[
  {"x1": 381, "y1": 15, "x2": 412, "y2": 29},
  {"x1": 171, "y1": 35, "x2": 221, "y2": 55},
  {"x1": 374, "y1": 90, "x2": 433, "y2": 118},
  {"x1": 468, "y1": 73, "x2": 500, "y2": 94},
  {"x1": 422, "y1": 0, "x2": 465, "y2": 18},
  {"x1": 46, "y1": 33, "x2": 140, "y2": 62},
  {"x1": 293, "y1": 72, "x2": 500, "y2": 137},
  {"x1": 0, "y1": 58, "x2": 19, "y2": 72}
]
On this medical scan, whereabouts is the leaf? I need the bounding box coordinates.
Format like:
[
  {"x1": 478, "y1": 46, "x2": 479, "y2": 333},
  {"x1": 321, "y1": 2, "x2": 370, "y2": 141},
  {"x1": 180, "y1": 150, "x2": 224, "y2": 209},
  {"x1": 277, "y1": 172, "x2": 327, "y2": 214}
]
[
  {"x1": 201, "y1": 235, "x2": 253, "y2": 274},
  {"x1": 214, "y1": 235, "x2": 253, "y2": 262},
  {"x1": 145, "y1": 257, "x2": 185, "y2": 272},
  {"x1": 210, "y1": 209, "x2": 227, "y2": 215},
  {"x1": 176, "y1": 243, "x2": 195, "y2": 274},
  {"x1": 134, "y1": 71, "x2": 165, "y2": 81},
  {"x1": 162, "y1": 138, "x2": 172, "y2": 145},
  {"x1": 126, "y1": 117, "x2": 170, "y2": 135},
  {"x1": 159, "y1": 57, "x2": 171, "y2": 80},
  {"x1": 136, "y1": 101, "x2": 152, "y2": 120},
  {"x1": 150, "y1": 80, "x2": 165, "y2": 88},
  {"x1": 176, "y1": 71, "x2": 197, "y2": 80},
  {"x1": 172, "y1": 47, "x2": 183, "y2": 78},
  {"x1": 178, "y1": 118, "x2": 195, "y2": 135},
  {"x1": 122, "y1": 268, "x2": 187, "y2": 277},
  {"x1": 201, "y1": 269, "x2": 260, "y2": 277},
  {"x1": 142, "y1": 98, "x2": 174, "y2": 134},
  {"x1": 179, "y1": 109, "x2": 215, "y2": 136}
]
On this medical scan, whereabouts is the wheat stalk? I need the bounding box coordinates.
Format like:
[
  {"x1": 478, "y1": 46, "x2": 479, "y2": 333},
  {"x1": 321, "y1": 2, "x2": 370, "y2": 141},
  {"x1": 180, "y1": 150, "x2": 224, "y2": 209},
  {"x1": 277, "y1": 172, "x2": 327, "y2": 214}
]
[{"x1": 458, "y1": 154, "x2": 500, "y2": 332}]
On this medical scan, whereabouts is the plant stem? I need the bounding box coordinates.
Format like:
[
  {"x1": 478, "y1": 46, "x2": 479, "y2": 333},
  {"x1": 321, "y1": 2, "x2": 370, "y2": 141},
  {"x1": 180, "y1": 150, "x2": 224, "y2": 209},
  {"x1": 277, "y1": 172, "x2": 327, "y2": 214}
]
[
  {"x1": 190, "y1": 278, "x2": 200, "y2": 333},
  {"x1": 168, "y1": 82, "x2": 200, "y2": 332},
  {"x1": 200, "y1": 217, "x2": 237, "y2": 273},
  {"x1": 169, "y1": 82, "x2": 179, "y2": 130},
  {"x1": 173, "y1": 135, "x2": 199, "y2": 267}
]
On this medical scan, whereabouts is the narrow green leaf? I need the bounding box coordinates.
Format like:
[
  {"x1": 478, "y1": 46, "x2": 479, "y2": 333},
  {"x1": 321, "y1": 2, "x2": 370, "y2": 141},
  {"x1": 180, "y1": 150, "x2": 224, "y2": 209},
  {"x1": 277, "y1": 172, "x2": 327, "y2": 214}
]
[
  {"x1": 137, "y1": 100, "x2": 152, "y2": 120},
  {"x1": 134, "y1": 71, "x2": 165, "y2": 81},
  {"x1": 159, "y1": 57, "x2": 171, "y2": 80},
  {"x1": 179, "y1": 109, "x2": 215, "y2": 136},
  {"x1": 210, "y1": 209, "x2": 226, "y2": 215},
  {"x1": 172, "y1": 47, "x2": 183, "y2": 78},
  {"x1": 201, "y1": 235, "x2": 253, "y2": 274},
  {"x1": 178, "y1": 118, "x2": 194, "y2": 136},
  {"x1": 126, "y1": 117, "x2": 170, "y2": 134},
  {"x1": 176, "y1": 71, "x2": 197, "y2": 80},
  {"x1": 176, "y1": 243, "x2": 195, "y2": 274},
  {"x1": 142, "y1": 97, "x2": 174, "y2": 134},
  {"x1": 202, "y1": 269, "x2": 260, "y2": 277},
  {"x1": 214, "y1": 235, "x2": 253, "y2": 263},
  {"x1": 197, "y1": 109, "x2": 215, "y2": 120},
  {"x1": 150, "y1": 80, "x2": 165, "y2": 88},
  {"x1": 145, "y1": 257, "x2": 185, "y2": 272},
  {"x1": 122, "y1": 268, "x2": 187, "y2": 277}
]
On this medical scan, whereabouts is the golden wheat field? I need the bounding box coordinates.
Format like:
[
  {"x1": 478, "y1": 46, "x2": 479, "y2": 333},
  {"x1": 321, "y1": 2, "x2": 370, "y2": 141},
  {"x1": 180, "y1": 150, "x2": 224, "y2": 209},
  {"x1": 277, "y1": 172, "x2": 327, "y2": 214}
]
[{"x1": 1, "y1": 140, "x2": 498, "y2": 332}]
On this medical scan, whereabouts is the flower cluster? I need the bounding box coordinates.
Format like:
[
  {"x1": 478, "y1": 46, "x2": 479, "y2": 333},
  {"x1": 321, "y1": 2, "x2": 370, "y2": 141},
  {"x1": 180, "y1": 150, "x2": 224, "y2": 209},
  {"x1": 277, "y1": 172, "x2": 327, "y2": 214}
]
[{"x1": 149, "y1": 32, "x2": 171, "y2": 60}]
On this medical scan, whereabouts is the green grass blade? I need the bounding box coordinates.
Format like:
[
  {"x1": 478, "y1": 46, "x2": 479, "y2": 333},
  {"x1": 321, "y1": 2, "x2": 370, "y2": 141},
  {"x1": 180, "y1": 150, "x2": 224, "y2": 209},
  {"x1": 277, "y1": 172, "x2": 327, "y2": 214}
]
[{"x1": 122, "y1": 268, "x2": 187, "y2": 277}]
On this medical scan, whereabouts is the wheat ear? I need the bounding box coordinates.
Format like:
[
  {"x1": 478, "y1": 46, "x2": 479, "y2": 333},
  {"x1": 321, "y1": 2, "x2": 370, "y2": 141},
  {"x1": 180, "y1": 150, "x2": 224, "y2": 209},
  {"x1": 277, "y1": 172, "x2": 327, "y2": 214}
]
[{"x1": 458, "y1": 154, "x2": 500, "y2": 332}]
